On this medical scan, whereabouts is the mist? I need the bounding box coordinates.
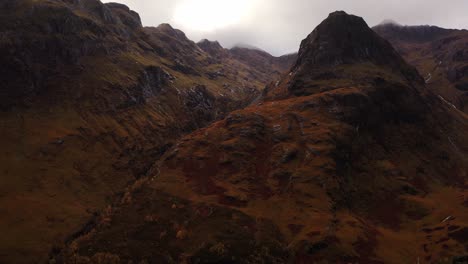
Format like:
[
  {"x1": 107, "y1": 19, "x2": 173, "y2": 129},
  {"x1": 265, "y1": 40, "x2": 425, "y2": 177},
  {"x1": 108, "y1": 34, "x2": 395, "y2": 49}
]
[{"x1": 103, "y1": 0, "x2": 468, "y2": 56}]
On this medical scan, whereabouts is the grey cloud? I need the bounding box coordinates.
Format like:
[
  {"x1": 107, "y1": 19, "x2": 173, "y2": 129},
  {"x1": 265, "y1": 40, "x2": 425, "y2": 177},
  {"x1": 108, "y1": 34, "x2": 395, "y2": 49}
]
[{"x1": 104, "y1": 0, "x2": 468, "y2": 56}]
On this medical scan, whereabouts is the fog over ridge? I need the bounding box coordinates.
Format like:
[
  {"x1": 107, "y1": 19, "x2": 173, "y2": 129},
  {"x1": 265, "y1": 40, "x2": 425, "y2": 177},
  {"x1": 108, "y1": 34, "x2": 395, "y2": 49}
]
[{"x1": 103, "y1": 0, "x2": 468, "y2": 56}]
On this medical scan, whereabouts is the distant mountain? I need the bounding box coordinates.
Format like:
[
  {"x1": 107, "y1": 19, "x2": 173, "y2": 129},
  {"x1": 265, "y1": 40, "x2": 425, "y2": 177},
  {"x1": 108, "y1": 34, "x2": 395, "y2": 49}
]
[
  {"x1": 229, "y1": 46, "x2": 297, "y2": 74},
  {"x1": 57, "y1": 11, "x2": 468, "y2": 264},
  {"x1": 196, "y1": 39, "x2": 297, "y2": 80},
  {"x1": 374, "y1": 23, "x2": 468, "y2": 113},
  {"x1": 232, "y1": 42, "x2": 265, "y2": 51},
  {"x1": 377, "y1": 19, "x2": 402, "y2": 26},
  {"x1": 197, "y1": 39, "x2": 227, "y2": 59}
]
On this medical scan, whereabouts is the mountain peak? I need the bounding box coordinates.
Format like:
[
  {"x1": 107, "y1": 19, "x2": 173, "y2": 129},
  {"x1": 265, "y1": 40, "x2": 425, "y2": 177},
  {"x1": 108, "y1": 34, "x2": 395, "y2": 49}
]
[
  {"x1": 283, "y1": 11, "x2": 422, "y2": 96},
  {"x1": 232, "y1": 43, "x2": 266, "y2": 52},
  {"x1": 197, "y1": 39, "x2": 225, "y2": 55},
  {"x1": 377, "y1": 19, "x2": 402, "y2": 27},
  {"x1": 105, "y1": 2, "x2": 142, "y2": 28},
  {"x1": 155, "y1": 23, "x2": 187, "y2": 39},
  {"x1": 294, "y1": 11, "x2": 394, "y2": 67},
  {"x1": 328, "y1": 10, "x2": 349, "y2": 17},
  {"x1": 198, "y1": 39, "x2": 222, "y2": 46}
]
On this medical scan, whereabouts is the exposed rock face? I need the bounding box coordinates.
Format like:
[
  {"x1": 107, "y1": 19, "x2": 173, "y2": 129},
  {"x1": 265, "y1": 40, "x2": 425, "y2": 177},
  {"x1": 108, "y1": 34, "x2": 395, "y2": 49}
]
[
  {"x1": 375, "y1": 23, "x2": 468, "y2": 113},
  {"x1": 57, "y1": 11, "x2": 468, "y2": 264},
  {"x1": 0, "y1": 0, "x2": 143, "y2": 110},
  {"x1": 295, "y1": 11, "x2": 405, "y2": 68},
  {"x1": 105, "y1": 2, "x2": 142, "y2": 29},
  {"x1": 133, "y1": 66, "x2": 171, "y2": 103},
  {"x1": 145, "y1": 23, "x2": 204, "y2": 67},
  {"x1": 267, "y1": 11, "x2": 422, "y2": 97},
  {"x1": 197, "y1": 39, "x2": 226, "y2": 59}
]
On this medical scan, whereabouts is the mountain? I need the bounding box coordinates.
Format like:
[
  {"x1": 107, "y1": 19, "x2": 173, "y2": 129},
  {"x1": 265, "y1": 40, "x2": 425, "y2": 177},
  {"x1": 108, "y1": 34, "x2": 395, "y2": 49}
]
[
  {"x1": 373, "y1": 23, "x2": 451, "y2": 43},
  {"x1": 230, "y1": 47, "x2": 297, "y2": 75},
  {"x1": 377, "y1": 19, "x2": 402, "y2": 27},
  {"x1": 56, "y1": 11, "x2": 468, "y2": 264},
  {"x1": 197, "y1": 39, "x2": 227, "y2": 59},
  {"x1": 197, "y1": 39, "x2": 297, "y2": 83},
  {"x1": 374, "y1": 22, "x2": 468, "y2": 113},
  {"x1": 269, "y1": 11, "x2": 422, "y2": 98},
  {"x1": 0, "y1": 1, "x2": 295, "y2": 263}
]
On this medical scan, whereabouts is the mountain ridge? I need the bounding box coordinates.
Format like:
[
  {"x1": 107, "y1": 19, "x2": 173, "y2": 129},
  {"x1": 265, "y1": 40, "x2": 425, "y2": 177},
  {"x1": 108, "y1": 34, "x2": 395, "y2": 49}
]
[
  {"x1": 0, "y1": 1, "x2": 296, "y2": 263},
  {"x1": 374, "y1": 22, "x2": 468, "y2": 113},
  {"x1": 56, "y1": 11, "x2": 468, "y2": 264}
]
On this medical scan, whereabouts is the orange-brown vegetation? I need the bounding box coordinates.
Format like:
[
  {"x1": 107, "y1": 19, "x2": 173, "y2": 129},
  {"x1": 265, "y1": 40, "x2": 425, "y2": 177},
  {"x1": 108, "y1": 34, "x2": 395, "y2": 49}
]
[
  {"x1": 57, "y1": 11, "x2": 468, "y2": 264},
  {"x1": 0, "y1": 0, "x2": 294, "y2": 263}
]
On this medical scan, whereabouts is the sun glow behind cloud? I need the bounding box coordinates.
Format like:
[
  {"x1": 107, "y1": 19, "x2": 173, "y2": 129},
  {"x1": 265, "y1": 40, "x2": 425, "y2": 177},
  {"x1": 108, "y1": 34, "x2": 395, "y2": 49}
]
[
  {"x1": 173, "y1": 0, "x2": 255, "y2": 32},
  {"x1": 104, "y1": 0, "x2": 468, "y2": 56}
]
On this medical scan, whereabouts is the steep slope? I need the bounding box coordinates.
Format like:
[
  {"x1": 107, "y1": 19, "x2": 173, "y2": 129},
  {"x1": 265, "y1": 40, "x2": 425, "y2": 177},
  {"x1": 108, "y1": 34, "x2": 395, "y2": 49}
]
[
  {"x1": 59, "y1": 12, "x2": 468, "y2": 263},
  {"x1": 268, "y1": 11, "x2": 423, "y2": 98},
  {"x1": 229, "y1": 46, "x2": 297, "y2": 77},
  {"x1": 0, "y1": 1, "x2": 294, "y2": 263},
  {"x1": 374, "y1": 22, "x2": 468, "y2": 113},
  {"x1": 197, "y1": 39, "x2": 297, "y2": 85}
]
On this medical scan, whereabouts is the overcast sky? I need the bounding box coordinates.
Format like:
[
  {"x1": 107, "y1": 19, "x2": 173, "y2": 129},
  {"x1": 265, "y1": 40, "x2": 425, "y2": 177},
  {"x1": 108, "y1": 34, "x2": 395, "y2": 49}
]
[{"x1": 103, "y1": 0, "x2": 468, "y2": 56}]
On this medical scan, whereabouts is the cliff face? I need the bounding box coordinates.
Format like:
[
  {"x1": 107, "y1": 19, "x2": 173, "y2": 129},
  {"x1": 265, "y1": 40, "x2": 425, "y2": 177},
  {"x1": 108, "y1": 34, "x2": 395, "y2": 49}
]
[
  {"x1": 0, "y1": 0, "x2": 140, "y2": 109},
  {"x1": 374, "y1": 23, "x2": 468, "y2": 113},
  {"x1": 278, "y1": 11, "x2": 423, "y2": 98},
  {"x1": 295, "y1": 12, "x2": 407, "y2": 68},
  {"x1": 0, "y1": 1, "x2": 295, "y2": 263},
  {"x1": 57, "y1": 12, "x2": 468, "y2": 264}
]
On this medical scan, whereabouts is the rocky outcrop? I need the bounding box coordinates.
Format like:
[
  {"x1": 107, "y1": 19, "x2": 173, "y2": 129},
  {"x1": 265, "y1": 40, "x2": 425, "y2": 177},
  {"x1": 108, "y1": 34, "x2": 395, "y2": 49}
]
[
  {"x1": 296, "y1": 12, "x2": 396, "y2": 66},
  {"x1": 105, "y1": 2, "x2": 142, "y2": 29},
  {"x1": 0, "y1": 0, "x2": 143, "y2": 110},
  {"x1": 111, "y1": 66, "x2": 174, "y2": 109},
  {"x1": 197, "y1": 39, "x2": 227, "y2": 59},
  {"x1": 282, "y1": 11, "x2": 421, "y2": 97},
  {"x1": 293, "y1": 11, "x2": 419, "y2": 78}
]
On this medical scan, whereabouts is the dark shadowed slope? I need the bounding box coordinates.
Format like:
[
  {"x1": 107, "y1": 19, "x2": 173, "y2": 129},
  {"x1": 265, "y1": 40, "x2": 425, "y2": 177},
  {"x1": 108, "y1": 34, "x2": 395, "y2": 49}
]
[
  {"x1": 0, "y1": 0, "x2": 295, "y2": 263},
  {"x1": 272, "y1": 11, "x2": 423, "y2": 98},
  {"x1": 197, "y1": 39, "x2": 297, "y2": 83},
  {"x1": 58, "y1": 11, "x2": 468, "y2": 264},
  {"x1": 374, "y1": 22, "x2": 468, "y2": 113}
]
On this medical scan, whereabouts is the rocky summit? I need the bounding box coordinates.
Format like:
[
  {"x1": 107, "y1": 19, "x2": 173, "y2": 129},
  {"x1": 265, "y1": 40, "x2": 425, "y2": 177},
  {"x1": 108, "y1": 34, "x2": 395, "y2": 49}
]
[
  {"x1": 1, "y1": 2, "x2": 467, "y2": 264},
  {"x1": 270, "y1": 11, "x2": 422, "y2": 98}
]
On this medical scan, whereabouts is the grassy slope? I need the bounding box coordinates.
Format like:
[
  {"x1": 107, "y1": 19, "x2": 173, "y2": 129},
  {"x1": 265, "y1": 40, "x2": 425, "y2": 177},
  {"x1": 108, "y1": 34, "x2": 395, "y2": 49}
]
[{"x1": 60, "y1": 79, "x2": 468, "y2": 263}]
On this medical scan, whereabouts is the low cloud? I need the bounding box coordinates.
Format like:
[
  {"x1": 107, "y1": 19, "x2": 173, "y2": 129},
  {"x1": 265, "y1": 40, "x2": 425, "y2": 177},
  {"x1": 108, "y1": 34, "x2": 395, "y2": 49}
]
[{"x1": 104, "y1": 0, "x2": 468, "y2": 56}]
